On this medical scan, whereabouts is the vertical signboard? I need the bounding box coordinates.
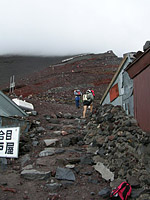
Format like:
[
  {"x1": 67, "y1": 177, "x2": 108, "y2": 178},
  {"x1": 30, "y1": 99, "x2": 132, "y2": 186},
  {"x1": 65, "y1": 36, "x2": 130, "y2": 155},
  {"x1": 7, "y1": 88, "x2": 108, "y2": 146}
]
[
  {"x1": 10, "y1": 75, "x2": 15, "y2": 93},
  {"x1": 109, "y1": 83, "x2": 119, "y2": 102},
  {"x1": 0, "y1": 127, "x2": 20, "y2": 158}
]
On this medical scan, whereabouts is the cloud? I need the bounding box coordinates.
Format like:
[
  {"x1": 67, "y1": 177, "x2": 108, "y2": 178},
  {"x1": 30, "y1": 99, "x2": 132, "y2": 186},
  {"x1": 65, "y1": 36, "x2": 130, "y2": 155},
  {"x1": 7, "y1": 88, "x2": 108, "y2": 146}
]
[{"x1": 0, "y1": 0, "x2": 150, "y2": 57}]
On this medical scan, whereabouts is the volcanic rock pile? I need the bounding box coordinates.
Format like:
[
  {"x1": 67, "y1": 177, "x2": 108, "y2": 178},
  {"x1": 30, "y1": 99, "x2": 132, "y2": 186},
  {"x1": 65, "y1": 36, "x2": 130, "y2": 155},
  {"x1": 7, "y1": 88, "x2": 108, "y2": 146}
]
[
  {"x1": 18, "y1": 103, "x2": 150, "y2": 199},
  {"x1": 84, "y1": 104, "x2": 150, "y2": 198}
]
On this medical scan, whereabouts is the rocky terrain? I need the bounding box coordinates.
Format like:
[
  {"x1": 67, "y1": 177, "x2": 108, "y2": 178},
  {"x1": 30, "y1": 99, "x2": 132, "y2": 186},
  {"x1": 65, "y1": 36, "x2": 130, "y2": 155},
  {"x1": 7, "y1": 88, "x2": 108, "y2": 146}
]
[{"x1": 1, "y1": 52, "x2": 150, "y2": 200}]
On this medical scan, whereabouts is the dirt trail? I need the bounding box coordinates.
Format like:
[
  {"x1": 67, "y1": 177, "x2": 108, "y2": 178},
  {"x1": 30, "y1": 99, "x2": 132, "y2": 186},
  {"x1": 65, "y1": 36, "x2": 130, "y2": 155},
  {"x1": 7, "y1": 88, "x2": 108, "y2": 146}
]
[{"x1": 0, "y1": 100, "x2": 109, "y2": 200}]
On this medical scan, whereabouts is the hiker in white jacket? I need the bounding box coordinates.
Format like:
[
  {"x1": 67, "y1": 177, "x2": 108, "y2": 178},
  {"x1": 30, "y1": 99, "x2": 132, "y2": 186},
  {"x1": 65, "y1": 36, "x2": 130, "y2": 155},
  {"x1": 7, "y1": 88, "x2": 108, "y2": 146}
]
[{"x1": 82, "y1": 89, "x2": 94, "y2": 118}]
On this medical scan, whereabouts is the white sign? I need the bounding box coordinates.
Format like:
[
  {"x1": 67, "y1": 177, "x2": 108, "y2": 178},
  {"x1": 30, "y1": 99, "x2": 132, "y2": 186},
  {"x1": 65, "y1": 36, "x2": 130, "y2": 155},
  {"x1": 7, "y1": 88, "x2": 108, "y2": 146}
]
[{"x1": 0, "y1": 127, "x2": 20, "y2": 158}]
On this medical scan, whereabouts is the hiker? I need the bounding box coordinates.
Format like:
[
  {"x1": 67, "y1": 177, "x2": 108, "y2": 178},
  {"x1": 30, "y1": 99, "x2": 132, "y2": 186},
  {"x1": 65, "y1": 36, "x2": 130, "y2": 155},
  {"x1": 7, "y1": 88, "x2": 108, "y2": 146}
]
[
  {"x1": 82, "y1": 89, "x2": 94, "y2": 118},
  {"x1": 74, "y1": 89, "x2": 82, "y2": 108}
]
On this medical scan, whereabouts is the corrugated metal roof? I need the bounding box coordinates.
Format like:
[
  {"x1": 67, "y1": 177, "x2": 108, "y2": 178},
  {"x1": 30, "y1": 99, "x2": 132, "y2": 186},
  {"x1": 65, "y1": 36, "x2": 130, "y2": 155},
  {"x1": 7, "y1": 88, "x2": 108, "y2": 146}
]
[{"x1": 0, "y1": 91, "x2": 27, "y2": 117}]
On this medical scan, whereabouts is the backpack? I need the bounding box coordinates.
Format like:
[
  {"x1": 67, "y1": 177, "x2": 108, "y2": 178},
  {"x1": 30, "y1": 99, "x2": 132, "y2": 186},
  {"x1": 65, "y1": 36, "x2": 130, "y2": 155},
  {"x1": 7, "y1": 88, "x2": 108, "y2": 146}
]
[
  {"x1": 77, "y1": 90, "x2": 81, "y2": 96},
  {"x1": 83, "y1": 93, "x2": 94, "y2": 102},
  {"x1": 110, "y1": 182, "x2": 132, "y2": 200},
  {"x1": 86, "y1": 90, "x2": 94, "y2": 100},
  {"x1": 74, "y1": 89, "x2": 81, "y2": 96},
  {"x1": 87, "y1": 92, "x2": 94, "y2": 101},
  {"x1": 91, "y1": 90, "x2": 95, "y2": 97},
  {"x1": 83, "y1": 94, "x2": 88, "y2": 101}
]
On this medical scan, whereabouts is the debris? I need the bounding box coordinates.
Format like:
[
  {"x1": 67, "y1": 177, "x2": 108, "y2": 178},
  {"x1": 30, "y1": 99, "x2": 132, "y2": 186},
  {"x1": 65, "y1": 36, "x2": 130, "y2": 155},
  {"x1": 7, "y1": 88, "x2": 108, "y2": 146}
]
[
  {"x1": 0, "y1": 185, "x2": 17, "y2": 193},
  {"x1": 94, "y1": 162, "x2": 114, "y2": 181},
  {"x1": 12, "y1": 98, "x2": 34, "y2": 111}
]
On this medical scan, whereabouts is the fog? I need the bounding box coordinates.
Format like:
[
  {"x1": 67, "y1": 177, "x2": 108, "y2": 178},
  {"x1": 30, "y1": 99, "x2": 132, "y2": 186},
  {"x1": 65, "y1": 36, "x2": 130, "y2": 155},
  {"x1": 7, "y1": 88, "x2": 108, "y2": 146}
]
[{"x1": 0, "y1": 0, "x2": 150, "y2": 57}]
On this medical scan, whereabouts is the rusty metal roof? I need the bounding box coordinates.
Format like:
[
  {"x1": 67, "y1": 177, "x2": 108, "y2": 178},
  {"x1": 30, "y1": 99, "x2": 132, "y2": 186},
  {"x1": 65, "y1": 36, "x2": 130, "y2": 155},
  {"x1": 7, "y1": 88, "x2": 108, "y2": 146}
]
[{"x1": 125, "y1": 48, "x2": 150, "y2": 78}]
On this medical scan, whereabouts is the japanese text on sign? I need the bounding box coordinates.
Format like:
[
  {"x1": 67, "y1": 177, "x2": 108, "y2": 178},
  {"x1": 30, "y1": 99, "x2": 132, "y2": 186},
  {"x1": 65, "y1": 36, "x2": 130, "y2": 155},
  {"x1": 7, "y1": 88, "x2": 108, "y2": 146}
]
[{"x1": 0, "y1": 127, "x2": 20, "y2": 158}]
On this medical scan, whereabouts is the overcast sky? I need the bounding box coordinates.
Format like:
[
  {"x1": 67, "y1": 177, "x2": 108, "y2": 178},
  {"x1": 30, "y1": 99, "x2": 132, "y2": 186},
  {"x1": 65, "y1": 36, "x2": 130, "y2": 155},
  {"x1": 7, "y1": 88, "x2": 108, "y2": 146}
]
[{"x1": 0, "y1": 0, "x2": 150, "y2": 57}]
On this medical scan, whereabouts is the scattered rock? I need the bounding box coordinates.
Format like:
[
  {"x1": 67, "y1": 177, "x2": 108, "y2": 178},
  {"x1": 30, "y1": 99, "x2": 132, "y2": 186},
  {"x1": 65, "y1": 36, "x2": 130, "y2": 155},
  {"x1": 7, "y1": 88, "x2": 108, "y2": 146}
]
[
  {"x1": 21, "y1": 169, "x2": 51, "y2": 180},
  {"x1": 44, "y1": 139, "x2": 59, "y2": 147},
  {"x1": 39, "y1": 148, "x2": 56, "y2": 157},
  {"x1": 55, "y1": 167, "x2": 76, "y2": 181},
  {"x1": 94, "y1": 162, "x2": 114, "y2": 181}
]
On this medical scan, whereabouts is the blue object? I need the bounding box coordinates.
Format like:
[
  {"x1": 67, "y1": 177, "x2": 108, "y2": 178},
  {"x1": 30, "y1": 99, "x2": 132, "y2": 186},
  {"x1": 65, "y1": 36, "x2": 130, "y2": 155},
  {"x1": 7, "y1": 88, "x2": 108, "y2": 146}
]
[{"x1": 75, "y1": 96, "x2": 80, "y2": 108}]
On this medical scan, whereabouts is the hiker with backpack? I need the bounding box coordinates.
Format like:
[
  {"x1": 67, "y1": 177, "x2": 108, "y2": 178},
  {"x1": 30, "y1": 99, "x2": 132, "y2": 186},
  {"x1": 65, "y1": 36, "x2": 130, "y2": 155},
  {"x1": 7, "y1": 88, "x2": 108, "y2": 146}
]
[
  {"x1": 82, "y1": 89, "x2": 94, "y2": 118},
  {"x1": 74, "y1": 89, "x2": 82, "y2": 108}
]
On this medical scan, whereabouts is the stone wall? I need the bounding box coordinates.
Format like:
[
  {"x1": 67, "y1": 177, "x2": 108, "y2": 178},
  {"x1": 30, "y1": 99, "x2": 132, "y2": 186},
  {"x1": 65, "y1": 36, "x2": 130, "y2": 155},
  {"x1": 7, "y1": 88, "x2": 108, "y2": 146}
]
[{"x1": 84, "y1": 104, "x2": 150, "y2": 190}]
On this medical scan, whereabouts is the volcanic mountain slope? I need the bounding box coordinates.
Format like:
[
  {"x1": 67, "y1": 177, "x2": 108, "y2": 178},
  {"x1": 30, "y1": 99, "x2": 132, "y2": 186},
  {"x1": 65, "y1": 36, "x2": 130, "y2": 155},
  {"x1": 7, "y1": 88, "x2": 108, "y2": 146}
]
[
  {"x1": 0, "y1": 55, "x2": 71, "y2": 88},
  {"x1": 0, "y1": 52, "x2": 125, "y2": 200},
  {"x1": 2, "y1": 53, "x2": 150, "y2": 200},
  {"x1": 11, "y1": 51, "x2": 122, "y2": 104}
]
